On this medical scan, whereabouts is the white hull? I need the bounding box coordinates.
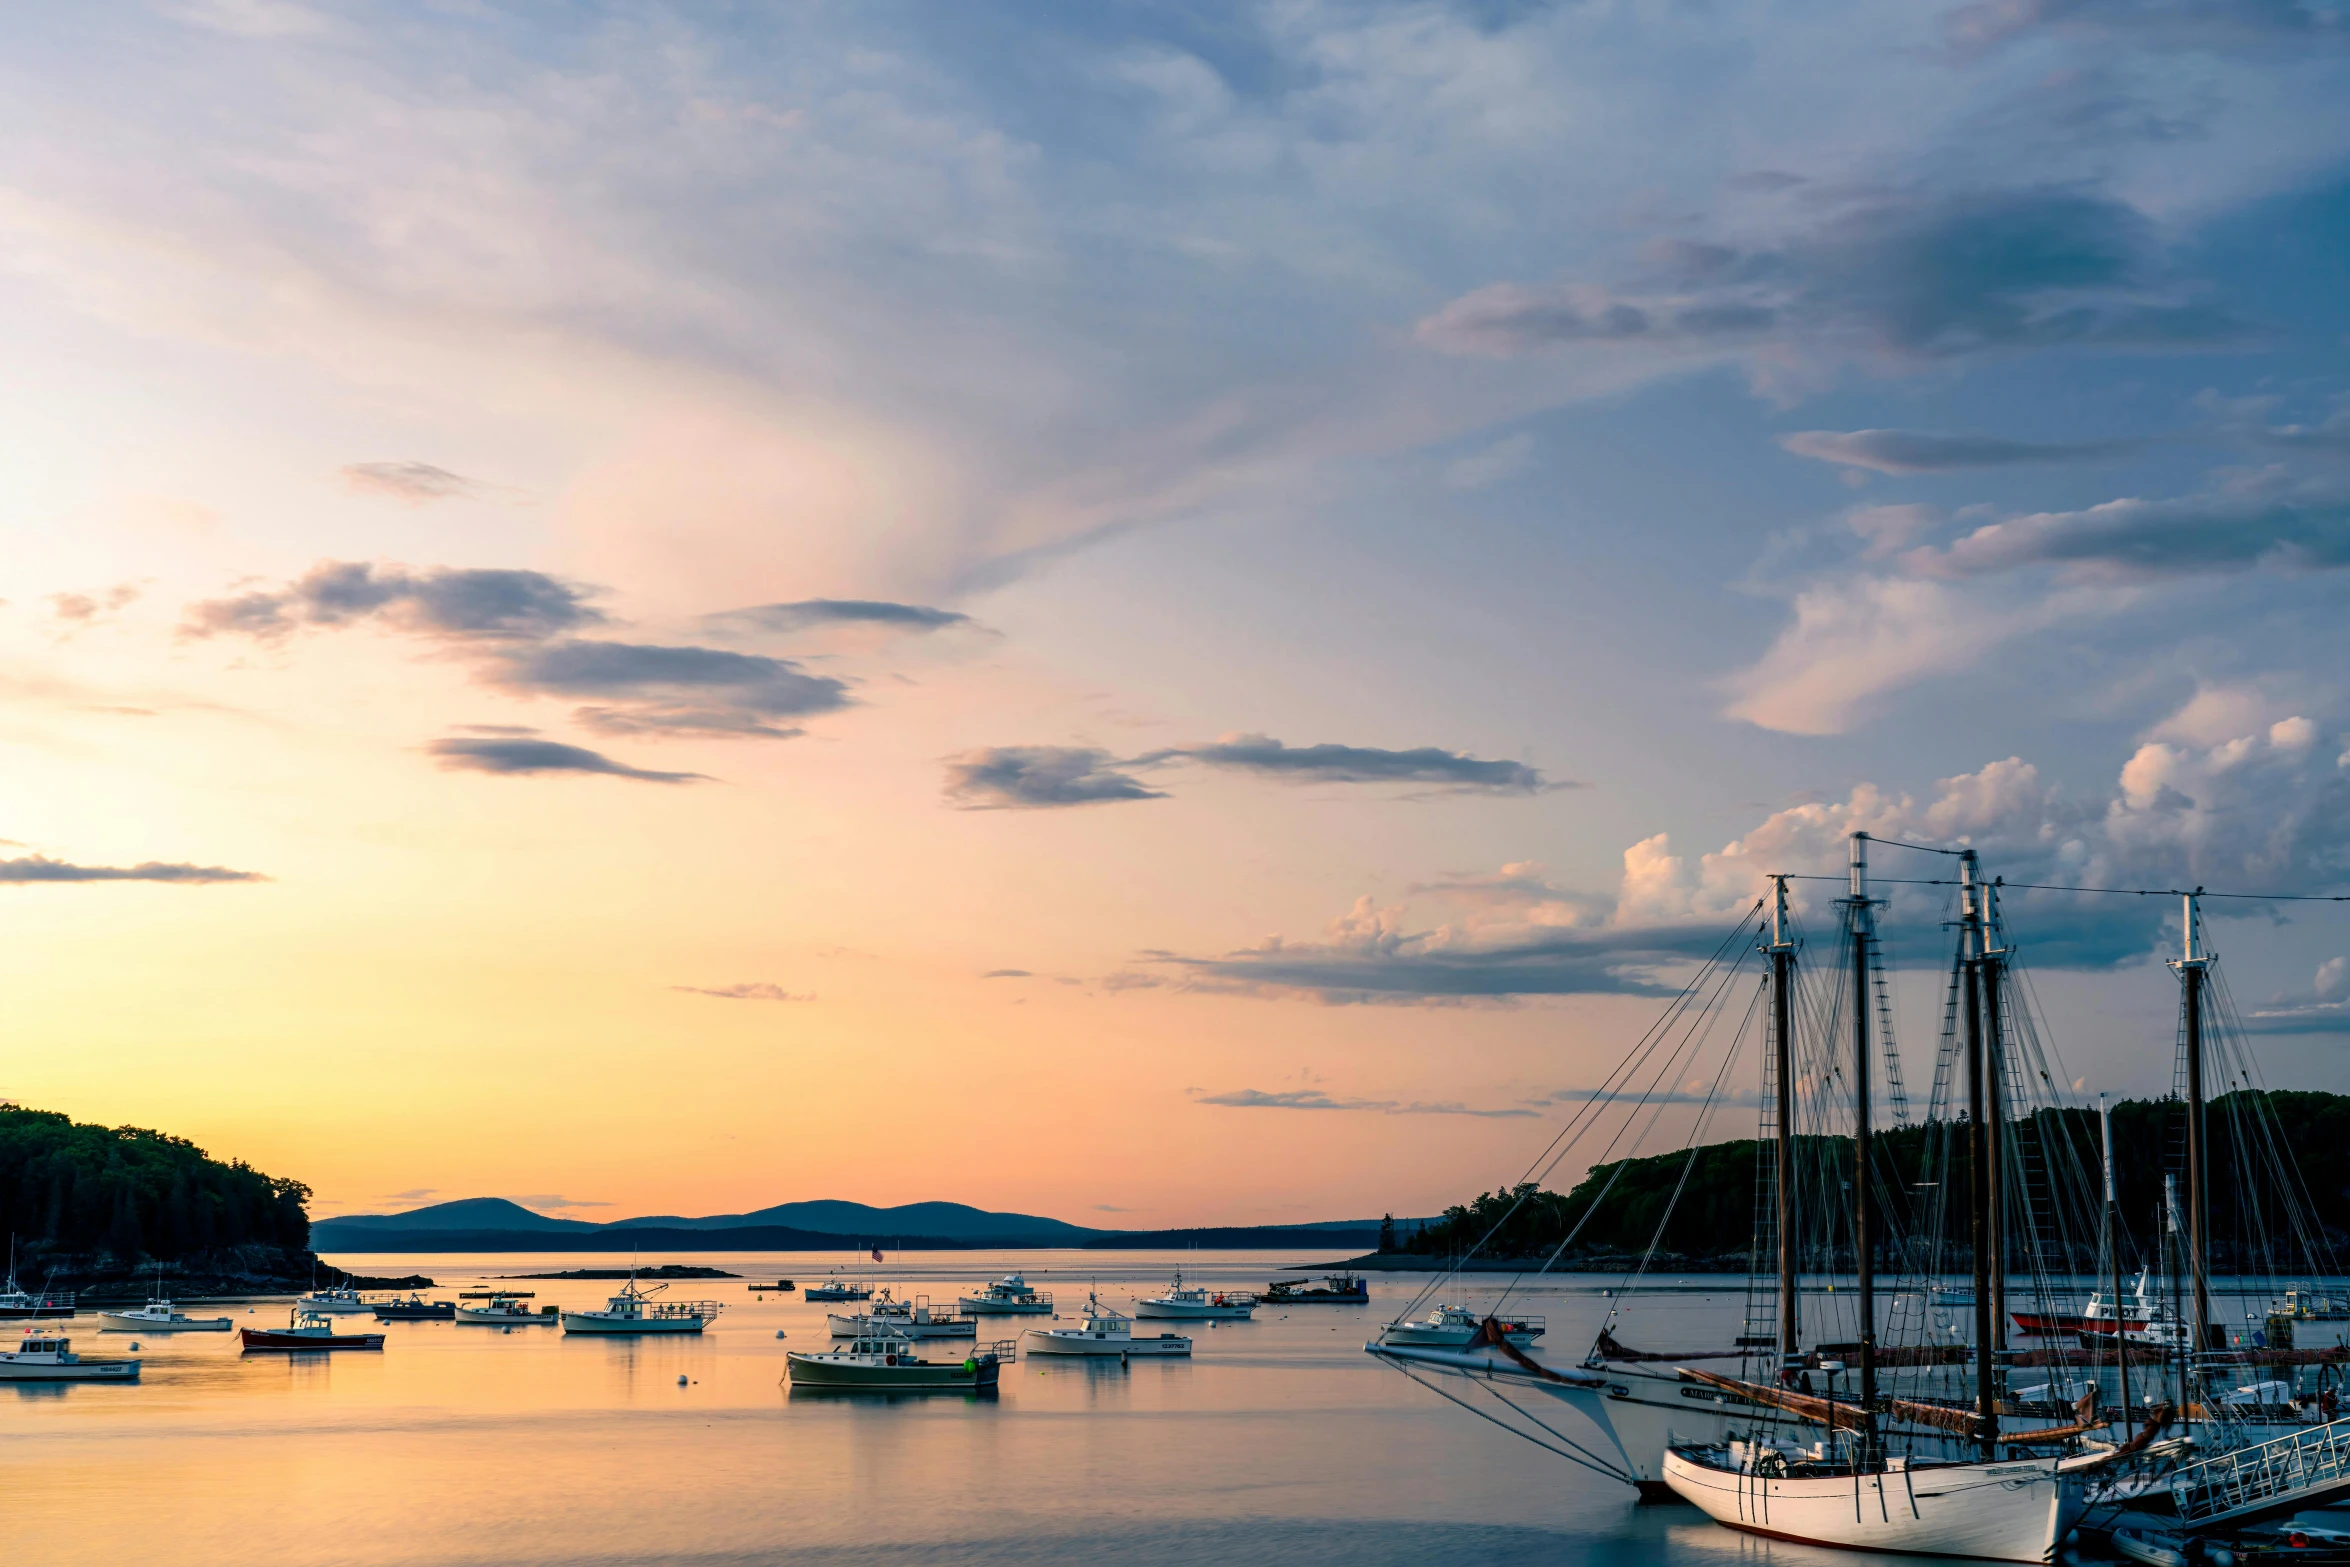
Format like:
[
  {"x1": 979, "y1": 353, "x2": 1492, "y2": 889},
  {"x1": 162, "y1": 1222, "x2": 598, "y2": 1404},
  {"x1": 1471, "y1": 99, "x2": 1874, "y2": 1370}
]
[
  {"x1": 1378, "y1": 1323, "x2": 1538, "y2": 1348},
  {"x1": 455, "y1": 1308, "x2": 552, "y2": 1325},
  {"x1": 294, "y1": 1298, "x2": 373, "y2": 1315},
  {"x1": 98, "y1": 1312, "x2": 231, "y2": 1332},
  {"x1": 959, "y1": 1298, "x2": 1051, "y2": 1314},
  {"x1": 1134, "y1": 1299, "x2": 1252, "y2": 1320},
  {"x1": 1024, "y1": 1329, "x2": 1190, "y2": 1357},
  {"x1": 1662, "y1": 1447, "x2": 2086, "y2": 1563},
  {"x1": 0, "y1": 1360, "x2": 139, "y2": 1381},
  {"x1": 560, "y1": 1312, "x2": 709, "y2": 1334}
]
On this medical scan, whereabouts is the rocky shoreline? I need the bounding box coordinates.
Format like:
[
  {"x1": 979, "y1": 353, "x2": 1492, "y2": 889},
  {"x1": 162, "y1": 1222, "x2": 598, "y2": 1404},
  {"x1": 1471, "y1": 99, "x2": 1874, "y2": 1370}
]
[{"x1": 15, "y1": 1244, "x2": 429, "y2": 1302}]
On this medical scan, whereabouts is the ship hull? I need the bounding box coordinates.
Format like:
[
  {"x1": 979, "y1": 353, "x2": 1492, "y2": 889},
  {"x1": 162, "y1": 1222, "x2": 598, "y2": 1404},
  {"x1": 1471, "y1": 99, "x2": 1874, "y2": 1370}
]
[
  {"x1": 98, "y1": 1313, "x2": 231, "y2": 1332},
  {"x1": 0, "y1": 1359, "x2": 139, "y2": 1381},
  {"x1": 1134, "y1": 1300, "x2": 1253, "y2": 1319},
  {"x1": 560, "y1": 1312, "x2": 708, "y2": 1334},
  {"x1": 785, "y1": 1354, "x2": 1001, "y2": 1390},
  {"x1": 1662, "y1": 1447, "x2": 2086, "y2": 1563},
  {"x1": 1023, "y1": 1331, "x2": 1190, "y2": 1357},
  {"x1": 958, "y1": 1298, "x2": 1051, "y2": 1314},
  {"x1": 240, "y1": 1329, "x2": 384, "y2": 1350}
]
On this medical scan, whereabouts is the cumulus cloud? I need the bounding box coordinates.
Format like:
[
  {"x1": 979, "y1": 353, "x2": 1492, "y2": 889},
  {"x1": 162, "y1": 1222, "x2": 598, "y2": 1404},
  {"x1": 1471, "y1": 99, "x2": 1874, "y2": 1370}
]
[
  {"x1": 1908, "y1": 481, "x2": 2350, "y2": 581},
  {"x1": 943, "y1": 746, "x2": 1166, "y2": 809},
  {"x1": 671, "y1": 982, "x2": 812, "y2": 1001},
  {"x1": 49, "y1": 585, "x2": 141, "y2": 624},
  {"x1": 1418, "y1": 188, "x2": 2254, "y2": 376},
  {"x1": 1143, "y1": 735, "x2": 1555, "y2": 794},
  {"x1": 340, "y1": 461, "x2": 484, "y2": 504},
  {"x1": 184, "y1": 561, "x2": 601, "y2": 641},
  {"x1": 1780, "y1": 429, "x2": 2142, "y2": 473},
  {"x1": 1133, "y1": 704, "x2": 2350, "y2": 1001},
  {"x1": 1196, "y1": 1088, "x2": 1536, "y2": 1117},
  {"x1": 427, "y1": 736, "x2": 707, "y2": 784},
  {"x1": 0, "y1": 855, "x2": 265, "y2": 884},
  {"x1": 485, "y1": 641, "x2": 849, "y2": 739},
  {"x1": 709, "y1": 599, "x2": 971, "y2": 633}
]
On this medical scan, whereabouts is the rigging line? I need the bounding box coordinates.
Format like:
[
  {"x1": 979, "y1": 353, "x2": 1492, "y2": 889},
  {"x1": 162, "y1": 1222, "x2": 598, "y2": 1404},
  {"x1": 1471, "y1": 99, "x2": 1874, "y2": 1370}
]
[
  {"x1": 1404, "y1": 903, "x2": 1769, "y2": 1321},
  {"x1": 1780, "y1": 873, "x2": 2350, "y2": 902},
  {"x1": 1858, "y1": 836, "x2": 1970, "y2": 858},
  {"x1": 1388, "y1": 1361, "x2": 1635, "y2": 1485}
]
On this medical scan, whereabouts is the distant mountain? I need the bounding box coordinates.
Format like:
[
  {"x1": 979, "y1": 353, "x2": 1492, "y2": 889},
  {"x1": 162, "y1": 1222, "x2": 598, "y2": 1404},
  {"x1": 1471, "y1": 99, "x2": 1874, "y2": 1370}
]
[
  {"x1": 317, "y1": 1197, "x2": 602, "y2": 1234},
  {"x1": 609, "y1": 1200, "x2": 1100, "y2": 1245}
]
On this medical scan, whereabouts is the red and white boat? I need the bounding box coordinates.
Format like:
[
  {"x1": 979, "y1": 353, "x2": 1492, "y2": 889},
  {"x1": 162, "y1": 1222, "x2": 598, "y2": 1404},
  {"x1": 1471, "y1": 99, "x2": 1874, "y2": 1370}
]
[
  {"x1": 2010, "y1": 1269, "x2": 2186, "y2": 1347},
  {"x1": 240, "y1": 1307, "x2": 386, "y2": 1351}
]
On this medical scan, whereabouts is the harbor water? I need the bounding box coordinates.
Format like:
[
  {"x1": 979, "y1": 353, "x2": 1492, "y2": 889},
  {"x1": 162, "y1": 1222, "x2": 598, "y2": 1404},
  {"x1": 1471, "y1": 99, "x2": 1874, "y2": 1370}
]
[{"x1": 9, "y1": 1250, "x2": 1813, "y2": 1567}]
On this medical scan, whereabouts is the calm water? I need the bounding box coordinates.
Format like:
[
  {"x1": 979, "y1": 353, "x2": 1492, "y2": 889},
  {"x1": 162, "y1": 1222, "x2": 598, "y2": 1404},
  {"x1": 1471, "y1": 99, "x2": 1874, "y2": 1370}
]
[{"x1": 9, "y1": 1250, "x2": 1927, "y2": 1566}]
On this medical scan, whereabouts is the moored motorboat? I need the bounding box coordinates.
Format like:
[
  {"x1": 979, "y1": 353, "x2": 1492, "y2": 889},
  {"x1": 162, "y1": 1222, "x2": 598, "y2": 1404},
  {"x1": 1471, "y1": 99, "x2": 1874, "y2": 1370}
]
[
  {"x1": 839, "y1": 1295, "x2": 977, "y2": 1339},
  {"x1": 371, "y1": 1293, "x2": 456, "y2": 1321},
  {"x1": 958, "y1": 1273, "x2": 1053, "y2": 1315},
  {"x1": 293, "y1": 1284, "x2": 372, "y2": 1315},
  {"x1": 1376, "y1": 1302, "x2": 1541, "y2": 1348},
  {"x1": 455, "y1": 1293, "x2": 557, "y2": 1325},
  {"x1": 0, "y1": 1246, "x2": 74, "y2": 1320},
  {"x1": 99, "y1": 1296, "x2": 233, "y2": 1332},
  {"x1": 561, "y1": 1274, "x2": 722, "y2": 1334},
  {"x1": 804, "y1": 1271, "x2": 873, "y2": 1304},
  {"x1": 786, "y1": 1325, "x2": 1013, "y2": 1390},
  {"x1": 1134, "y1": 1271, "x2": 1255, "y2": 1320},
  {"x1": 1260, "y1": 1273, "x2": 1367, "y2": 1305},
  {"x1": 0, "y1": 1330, "x2": 139, "y2": 1381},
  {"x1": 241, "y1": 1307, "x2": 386, "y2": 1351},
  {"x1": 1024, "y1": 1294, "x2": 1191, "y2": 1357}
]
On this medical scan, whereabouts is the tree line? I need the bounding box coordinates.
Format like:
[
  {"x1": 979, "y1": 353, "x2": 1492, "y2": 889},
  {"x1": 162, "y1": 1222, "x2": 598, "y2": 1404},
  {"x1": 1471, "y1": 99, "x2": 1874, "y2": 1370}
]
[
  {"x1": 0, "y1": 1104, "x2": 311, "y2": 1264},
  {"x1": 1401, "y1": 1091, "x2": 2350, "y2": 1271}
]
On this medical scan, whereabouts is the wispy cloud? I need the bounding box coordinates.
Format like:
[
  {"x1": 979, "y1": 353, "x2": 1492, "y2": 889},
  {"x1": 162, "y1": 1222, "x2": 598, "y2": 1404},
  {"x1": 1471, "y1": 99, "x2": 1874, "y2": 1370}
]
[
  {"x1": 0, "y1": 855, "x2": 266, "y2": 884},
  {"x1": 341, "y1": 461, "x2": 485, "y2": 504},
  {"x1": 486, "y1": 641, "x2": 848, "y2": 740},
  {"x1": 981, "y1": 968, "x2": 1033, "y2": 978},
  {"x1": 671, "y1": 982, "x2": 812, "y2": 1001},
  {"x1": 427, "y1": 736, "x2": 707, "y2": 784},
  {"x1": 1196, "y1": 1088, "x2": 1536, "y2": 1117},
  {"x1": 943, "y1": 746, "x2": 1167, "y2": 809},
  {"x1": 709, "y1": 599, "x2": 971, "y2": 633},
  {"x1": 184, "y1": 562, "x2": 601, "y2": 642},
  {"x1": 1779, "y1": 429, "x2": 2144, "y2": 474},
  {"x1": 945, "y1": 735, "x2": 1554, "y2": 808},
  {"x1": 505, "y1": 1193, "x2": 614, "y2": 1210}
]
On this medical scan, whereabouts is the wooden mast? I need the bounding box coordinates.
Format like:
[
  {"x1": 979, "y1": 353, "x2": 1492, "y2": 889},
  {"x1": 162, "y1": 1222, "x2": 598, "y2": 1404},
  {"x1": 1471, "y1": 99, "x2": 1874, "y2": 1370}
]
[
  {"x1": 1849, "y1": 832, "x2": 1877, "y2": 1467},
  {"x1": 2103, "y1": 1093, "x2": 2131, "y2": 1428},
  {"x1": 2172, "y1": 892, "x2": 2213, "y2": 1352},
  {"x1": 1770, "y1": 874, "x2": 1799, "y2": 1364},
  {"x1": 1960, "y1": 852, "x2": 1997, "y2": 1459},
  {"x1": 1982, "y1": 878, "x2": 2010, "y2": 1355}
]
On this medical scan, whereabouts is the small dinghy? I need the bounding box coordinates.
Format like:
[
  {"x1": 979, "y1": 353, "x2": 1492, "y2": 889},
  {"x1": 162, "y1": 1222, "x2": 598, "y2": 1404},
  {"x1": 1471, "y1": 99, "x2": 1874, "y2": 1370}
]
[{"x1": 240, "y1": 1307, "x2": 386, "y2": 1351}]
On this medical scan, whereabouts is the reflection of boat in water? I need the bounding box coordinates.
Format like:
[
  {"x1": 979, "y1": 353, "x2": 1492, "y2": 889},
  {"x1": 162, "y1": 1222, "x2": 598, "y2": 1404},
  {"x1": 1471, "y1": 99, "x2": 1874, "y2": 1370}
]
[
  {"x1": 455, "y1": 1294, "x2": 555, "y2": 1325},
  {"x1": 372, "y1": 1293, "x2": 456, "y2": 1321},
  {"x1": 0, "y1": 1330, "x2": 139, "y2": 1381},
  {"x1": 561, "y1": 1274, "x2": 722, "y2": 1335},
  {"x1": 786, "y1": 1324, "x2": 1010, "y2": 1390},
  {"x1": 1376, "y1": 1303, "x2": 1540, "y2": 1348},
  {"x1": 1025, "y1": 1294, "x2": 1191, "y2": 1357},
  {"x1": 241, "y1": 1308, "x2": 386, "y2": 1351},
  {"x1": 1134, "y1": 1271, "x2": 1254, "y2": 1320},
  {"x1": 1261, "y1": 1274, "x2": 1367, "y2": 1305},
  {"x1": 958, "y1": 1274, "x2": 1052, "y2": 1314}
]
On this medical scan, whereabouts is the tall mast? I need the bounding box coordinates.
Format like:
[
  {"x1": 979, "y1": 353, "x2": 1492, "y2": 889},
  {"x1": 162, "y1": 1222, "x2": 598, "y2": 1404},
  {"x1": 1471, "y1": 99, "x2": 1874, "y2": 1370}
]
[
  {"x1": 1770, "y1": 875, "x2": 1799, "y2": 1361},
  {"x1": 1981, "y1": 878, "x2": 2010, "y2": 1354},
  {"x1": 1849, "y1": 832, "x2": 1877, "y2": 1465},
  {"x1": 1960, "y1": 852, "x2": 1997, "y2": 1459},
  {"x1": 2166, "y1": 1172, "x2": 2190, "y2": 1438},
  {"x1": 2170, "y1": 894, "x2": 2213, "y2": 1353},
  {"x1": 2103, "y1": 1093, "x2": 2131, "y2": 1428}
]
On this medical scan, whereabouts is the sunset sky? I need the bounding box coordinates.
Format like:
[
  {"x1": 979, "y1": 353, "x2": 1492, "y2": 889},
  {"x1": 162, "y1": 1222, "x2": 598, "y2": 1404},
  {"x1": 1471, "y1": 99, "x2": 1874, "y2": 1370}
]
[{"x1": 4, "y1": 1, "x2": 2349, "y2": 1229}]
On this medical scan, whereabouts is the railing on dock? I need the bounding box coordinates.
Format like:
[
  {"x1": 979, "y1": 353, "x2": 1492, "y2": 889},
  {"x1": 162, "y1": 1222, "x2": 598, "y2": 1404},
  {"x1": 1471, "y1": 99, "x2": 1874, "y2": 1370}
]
[{"x1": 2172, "y1": 1417, "x2": 2350, "y2": 1530}]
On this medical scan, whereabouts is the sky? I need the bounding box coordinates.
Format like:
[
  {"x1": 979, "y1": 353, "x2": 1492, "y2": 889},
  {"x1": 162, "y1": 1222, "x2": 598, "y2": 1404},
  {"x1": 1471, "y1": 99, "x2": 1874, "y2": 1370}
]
[{"x1": 3, "y1": 0, "x2": 2350, "y2": 1230}]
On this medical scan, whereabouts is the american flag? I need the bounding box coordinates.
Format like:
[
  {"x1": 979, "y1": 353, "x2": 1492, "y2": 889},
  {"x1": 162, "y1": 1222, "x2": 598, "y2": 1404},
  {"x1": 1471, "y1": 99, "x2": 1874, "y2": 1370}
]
[{"x1": 871, "y1": 1247, "x2": 883, "y2": 1263}]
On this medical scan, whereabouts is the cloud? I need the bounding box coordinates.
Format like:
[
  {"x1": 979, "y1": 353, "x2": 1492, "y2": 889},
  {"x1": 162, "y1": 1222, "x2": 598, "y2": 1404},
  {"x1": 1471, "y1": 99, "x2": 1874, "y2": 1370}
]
[
  {"x1": 1907, "y1": 480, "x2": 2350, "y2": 582},
  {"x1": 1445, "y1": 432, "x2": 1538, "y2": 489},
  {"x1": 1418, "y1": 188, "x2": 2256, "y2": 377},
  {"x1": 341, "y1": 461, "x2": 484, "y2": 504},
  {"x1": 1091, "y1": 1204, "x2": 1137, "y2": 1213},
  {"x1": 709, "y1": 599, "x2": 972, "y2": 633},
  {"x1": 382, "y1": 1188, "x2": 438, "y2": 1201},
  {"x1": 981, "y1": 968, "x2": 1034, "y2": 978},
  {"x1": 1143, "y1": 734, "x2": 1556, "y2": 794},
  {"x1": 943, "y1": 746, "x2": 1168, "y2": 809},
  {"x1": 671, "y1": 982, "x2": 812, "y2": 1001},
  {"x1": 0, "y1": 855, "x2": 266, "y2": 884},
  {"x1": 1780, "y1": 429, "x2": 2143, "y2": 474},
  {"x1": 1944, "y1": 0, "x2": 2350, "y2": 57},
  {"x1": 49, "y1": 585, "x2": 141, "y2": 624},
  {"x1": 1196, "y1": 1088, "x2": 1536, "y2": 1117},
  {"x1": 427, "y1": 736, "x2": 708, "y2": 784},
  {"x1": 504, "y1": 1193, "x2": 614, "y2": 1210},
  {"x1": 486, "y1": 640, "x2": 849, "y2": 739},
  {"x1": 184, "y1": 561, "x2": 601, "y2": 641}
]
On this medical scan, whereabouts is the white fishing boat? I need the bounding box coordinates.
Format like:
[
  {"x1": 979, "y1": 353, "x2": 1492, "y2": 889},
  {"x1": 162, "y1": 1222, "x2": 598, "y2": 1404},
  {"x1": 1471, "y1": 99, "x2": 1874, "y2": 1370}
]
[
  {"x1": 293, "y1": 1284, "x2": 372, "y2": 1315},
  {"x1": 455, "y1": 1293, "x2": 556, "y2": 1325},
  {"x1": 1134, "y1": 1271, "x2": 1255, "y2": 1320},
  {"x1": 893, "y1": 1296, "x2": 978, "y2": 1340},
  {"x1": 1376, "y1": 1302, "x2": 1541, "y2": 1348},
  {"x1": 829, "y1": 1287, "x2": 912, "y2": 1336},
  {"x1": 804, "y1": 1268, "x2": 874, "y2": 1304},
  {"x1": 959, "y1": 1273, "x2": 1052, "y2": 1315},
  {"x1": 560, "y1": 1274, "x2": 722, "y2": 1335},
  {"x1": 786, "y1": 1324, "x2": 1012, "y2": 1390},
  {"x1": 0, "y1": 1330, "x2": 139, "y2": 1382},
  {"x1": 0, "y1": 1244, "x2": 74, "y2": 1321},
  {"x1": 1024, "y1": 1293, "x2": 1191, "y2": 1357},
  {"x1": 99, "y1": 1297, "x2": 233, "y2": 1332}
]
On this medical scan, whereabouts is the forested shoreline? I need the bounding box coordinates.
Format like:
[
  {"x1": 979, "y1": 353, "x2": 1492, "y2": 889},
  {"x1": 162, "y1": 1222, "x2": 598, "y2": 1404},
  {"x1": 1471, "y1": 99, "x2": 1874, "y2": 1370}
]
[
  {"x1": 0, "y1": 1103, "x2": 324, "y2": 1295},
  {"x1": 1393, "y1": 1091, "x2": 2350, "y2": 1272}
]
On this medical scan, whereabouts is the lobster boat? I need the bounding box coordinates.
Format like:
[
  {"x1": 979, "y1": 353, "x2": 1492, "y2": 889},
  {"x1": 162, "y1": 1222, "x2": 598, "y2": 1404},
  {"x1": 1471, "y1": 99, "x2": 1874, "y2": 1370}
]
[{"x1": 241, "y1": 1308, "x2": 386, "y2": 1351}]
